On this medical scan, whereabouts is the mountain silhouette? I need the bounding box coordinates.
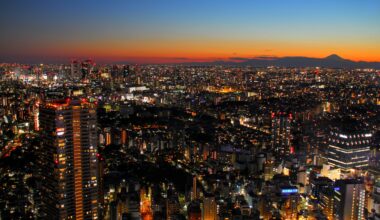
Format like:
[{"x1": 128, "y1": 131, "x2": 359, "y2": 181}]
[
  {"x1": 325, "y1": 54, "x2": 344, "y2": 60},
  {"x1": 185, "y1": 54, "x2": 380, "y2": 69}
]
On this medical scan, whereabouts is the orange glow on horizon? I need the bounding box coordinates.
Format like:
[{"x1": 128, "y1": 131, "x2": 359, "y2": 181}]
[{"x1": 21, "y1": 38, "x2": 380, "y2": 63}]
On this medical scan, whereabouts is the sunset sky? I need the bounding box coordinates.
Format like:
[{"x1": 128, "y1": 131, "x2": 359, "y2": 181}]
[{"x1": 0, "y1": 0, "x2": 379, "y2": 63}]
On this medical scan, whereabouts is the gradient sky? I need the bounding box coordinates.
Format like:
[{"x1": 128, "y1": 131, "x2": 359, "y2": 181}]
[{"x1": 0, "y1": 0, "x2": 380, "y2": 63}]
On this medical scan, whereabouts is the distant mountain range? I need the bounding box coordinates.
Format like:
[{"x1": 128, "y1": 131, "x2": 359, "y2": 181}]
[
  {"x1": 184, "y1": 54, "x2": 380, "y2": 69},
  {"x1": 1, "y1": 54, "x2": 379, "y2": 68}
]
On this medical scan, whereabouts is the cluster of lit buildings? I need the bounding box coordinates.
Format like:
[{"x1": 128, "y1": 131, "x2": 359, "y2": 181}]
[{"x1": 0, "y1": 62, "x2": 379, "y2": 219}]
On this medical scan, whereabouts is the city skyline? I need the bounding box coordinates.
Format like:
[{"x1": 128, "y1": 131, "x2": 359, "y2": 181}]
[
  {"x1": 1, "y1": 0, "x2": 380, "y2": 63},
  {"x1": 0, "y1": 1, "x2": 379, "y2": 220}
]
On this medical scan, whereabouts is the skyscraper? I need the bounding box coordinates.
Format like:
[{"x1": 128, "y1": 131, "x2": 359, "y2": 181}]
[
  {"x1": 333, "y1": 179, "x2": 366, "y2": 220},
  {"x1": 80, "y1": 59, "x2": 95, "y2": 80},
  {"x1": 203, "y1": 195, "x2": 217, "y2": 220},
  {"x1": 327, "y1": 119, "x2": 372, "y2": 173},
  {"x1": 71, "y1": 59, "x2": 81, "y2": 80},
  {"x1": 39, "y1": 98, "x2": 99, "y2": 220},
  {"x1": 271, "y1": 112, "x2": 293, "y2": 156}
]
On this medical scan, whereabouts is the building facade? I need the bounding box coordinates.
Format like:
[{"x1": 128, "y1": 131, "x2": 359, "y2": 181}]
[
  {"x1": 327, "y1": 124, "x2": 372, "y2": 172},
  {"x1": 271, "y1": 112, "x2": 293, "y2": 157},
  {"x1": 333, "y1": 179, "x2": 366, "y2": 220},
  {"x1": 40, "y1": 98, "x2": 99, "y2": 219}
]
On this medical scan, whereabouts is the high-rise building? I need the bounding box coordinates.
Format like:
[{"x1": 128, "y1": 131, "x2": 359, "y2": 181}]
[
  {"x1": 333, "y1": 179, "x2": 366, "y2": 220},
  {"x1": 271, "y1": 112, "x2": 293, "y2": 157},
  {"x1": 71, "y1": 60, "x2": 81, "y2": 80},
  {"x1": 319, "y1": 187, "x2": 335, "y2": 220},
  {"x1": 203, "y1": 195, "x2": 217, "y2": 220},
  {"x1": 368, "y1": 134, "x2": 380, "y2": 180},
  {"x1": 39, "y1": 98, "x2": 99, "y2": 219},
  {"x1": 166, "y1": 197, "x2": 180, "y2": 220},
  {"x1": 166, "y1": 187, "x2": 180, "y2": 220},
  {"x1": 81, "y1": 59, "x2": 94, "y2": 80},
  {"x1": 327, "y1": 119, "x2": 372, "y2": 173}
]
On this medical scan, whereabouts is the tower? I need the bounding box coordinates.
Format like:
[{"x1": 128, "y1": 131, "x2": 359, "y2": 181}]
[
  {"x1": 81, "y1": 59, "x2": 94, "y2": 80},
  {"x1": 333, "y1": 179, "x2": 366, "y2": 220},
  {"x1": 71, "y1": 59, "x2": 81, "y2": 80},
  {"x1": 39, "y1": 98, "x2": 99, "y2": 220},
  {"x1": 203, "y1": 195, "x2": 217, "y2": 220},
  {"x1": 271, "y1": 112, "x2": 293, "y2": 157},
  {"x1": 327, "y1": 119, "x2": 372, "y2": 173}
]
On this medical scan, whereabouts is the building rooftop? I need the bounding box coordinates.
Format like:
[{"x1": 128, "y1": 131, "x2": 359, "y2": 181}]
[
  {"x1": 329, "y1": 116, "x2": 369, "y2": 134},
  {"x1": 44, "y1": 97, "x2": 95, "y2": 110}
]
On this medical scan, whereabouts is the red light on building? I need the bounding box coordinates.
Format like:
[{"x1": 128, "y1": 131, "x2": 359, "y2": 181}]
[
  {"x1": 81, "y1": 98, "x2": 89, "y2": 104},
  {"x1": 290, "y1": 146, "x2": 295, "y2": 154}
]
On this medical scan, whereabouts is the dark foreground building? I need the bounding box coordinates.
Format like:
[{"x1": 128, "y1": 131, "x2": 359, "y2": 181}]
[{"x1": 39, "y1": 98, "x2": 99, "y2": 219}]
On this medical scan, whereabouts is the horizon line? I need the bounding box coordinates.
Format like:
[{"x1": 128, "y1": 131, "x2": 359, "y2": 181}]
[{"x1": 1, "y1": 54, "x2": 380, "y2": 65}]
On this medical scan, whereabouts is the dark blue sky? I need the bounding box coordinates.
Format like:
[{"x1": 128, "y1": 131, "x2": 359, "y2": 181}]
[{"x1": 1, "y1": 0, "x2": 379, "y2": 62}]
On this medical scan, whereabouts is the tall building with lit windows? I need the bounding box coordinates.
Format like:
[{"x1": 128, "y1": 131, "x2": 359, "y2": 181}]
[
  {"x1": 327, "y1": 119, "x2": 372, "y2": 173},
  {"x1": 39, "y1": 98, "x2": 99, "y2": 220},
  {"x1": 203, "y1": 194, "x2": 217, "y2": 220},
  {"x1": 333, "y1": 179, "x2": 366, "y2": 220},
  {"x1": 71, "y1": 59, "x2": 81, "y2": 80},
  {"x1": 271, "y1": 112, "x2": 293, "y2": 156}
]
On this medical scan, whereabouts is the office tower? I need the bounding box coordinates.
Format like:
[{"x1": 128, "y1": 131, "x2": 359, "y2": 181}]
[
  {"x1": 109, "y1": 65, "x2": 123, "y2": 83},
  {"x1": 166, "y1": 187, "x2": 180, "y2": 220},
  {"x1": 333, "y1": 179, "x2": 366, "y2": 220},
  {"x1": 98, "y1": 154, "x2": 105, "y2": 211},
  {"x1": 271, "y1": 112, "x2": 293, "y2": 156},
  {"x1": 310, "y1": 177, "x2": 334, "y2": 200},
  {"x1": 71, "y1": 59, "x2": 81, "y2": 80},
  {"x1": 39, "y1": 98, "x2": 99, "y2": 220},
  {"x1": 327, "y1": 119, "x2": 372, "y2": 173},
  {"x1": 319, "y1": 187, "x2": 335, "y2": 220},
  {"x1": 33, "y1": 108, "x2": 40, "y2": 131},
  {"x1": 203, "y1": 195, "x2": 217, "y2": 220},
  {"x1": 81, "y1": 59, "x2": 94, "y2": 80},
  {"x1": 368, "y1": 134, "x2": 380, "y2": 179},
  {"x1": 36, "y1": 64, "x2": 43, "y2": 86}
]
